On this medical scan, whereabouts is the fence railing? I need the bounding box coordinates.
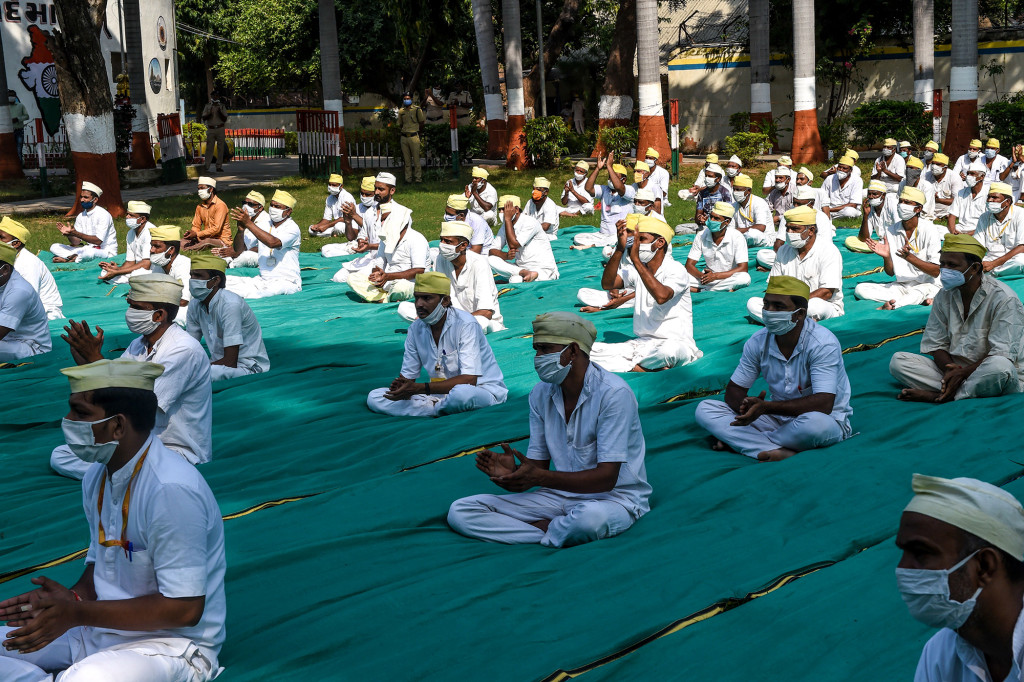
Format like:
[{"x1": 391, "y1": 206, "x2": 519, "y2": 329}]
[
  {"x1": 21, "y1": 120, "x2": 69, "y2": 170},
  {"x1": 226, "y1": 128, "x2": 286, "y2": 161}
]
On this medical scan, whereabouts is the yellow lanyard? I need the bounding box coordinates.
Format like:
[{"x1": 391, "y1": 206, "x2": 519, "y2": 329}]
[
  {"x1": 900, "y1": 226, "x2": 922, "y2": 254},
  {"x1": 96, "y1": 444, "x2": 151, "y2": 561},
  {"x1": 988, "y1": 206, "x2": 1013, "y2": 241},
  {"x1": 739, "y1": 196, "x2": 753, "y2": 222}
]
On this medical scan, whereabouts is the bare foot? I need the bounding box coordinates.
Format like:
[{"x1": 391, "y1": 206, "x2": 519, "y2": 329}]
[
  {"x1": 711, "y1": 439, "x2": 729, "y2": 452},
  {"x1": 878, "y1": 300, "x2": 895, "y2": 310},
  {"x1": 571, "y1": 244, "x2": 594, "y2": 250},
  {"x1": 923, "y1": 298, "x2": 934, "y2": 306},
  {"x1": 579, "y1": 306, "x2": 602, "y2": 313},
  {"x1": 529, "y1": 519, "x2": 551, "y2": 532},
  {"x1": 757, "y1": 448, "x2": 797, "y2": 462},
  {"x1": 522, "y1": 271, "x2": 539, "y2": 282},
  {"x1": 898, "y1": 388, "x2": 941, "y2": 403},
  {"x1": 690, "y1": 287, "x2": 700, "y2": 293},
  {"x1": 756, "y1": 265, "x2": 770, "y2": 272}
]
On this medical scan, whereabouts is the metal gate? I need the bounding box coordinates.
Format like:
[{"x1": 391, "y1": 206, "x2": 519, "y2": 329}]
[
  {"x1": 227, "y1": 128, "x2": 286, "y2": 161},
  {"x1": 296, "y1": 109, "x2": 344, "y2": 179}
]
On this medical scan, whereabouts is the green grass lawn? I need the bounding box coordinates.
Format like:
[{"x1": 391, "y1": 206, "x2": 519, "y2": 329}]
[{"x1": 13, "y1": 160, "x2": 870, "y2": 258}]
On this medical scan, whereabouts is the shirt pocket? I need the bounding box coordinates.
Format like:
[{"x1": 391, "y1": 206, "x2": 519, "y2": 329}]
[
  {"x1": 568, "y1": 439, "x2": 598, "y2": 471},
  {"x1": 117, "y1": 545, "x2": 159, "y2": 597}
]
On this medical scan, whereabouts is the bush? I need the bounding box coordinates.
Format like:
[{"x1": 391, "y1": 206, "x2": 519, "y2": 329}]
[
  {"x1": 818, "y1": 116, "x2": 851, "y2": 159},
  {"x1": 566, "y1": 129, "x2": 597, "y2": 155},
  {"x1": 597, "y1": 126, "x2": 638, "y2": 157},
  {"x1": 729, "y1": 111, "x2": 751, "y2": 134},
  {"x1": 979, "y1": 93, "x2": 1024, "y2": 145},
  {"x1": 849, "y1": 100, "x2": 931, "y2": 147},
  {"x1": 284, "y1": 131, "x2": 298, "y2": 155},
  {"x1": 723, "y1": 132, "x2": 771, "y2": 166},
  {"x1": 523, "y1": 116, "x2": 571, "y2": 167},
  {"x1": 420, "y1": 124, "x2": 488, "y2": 163}
]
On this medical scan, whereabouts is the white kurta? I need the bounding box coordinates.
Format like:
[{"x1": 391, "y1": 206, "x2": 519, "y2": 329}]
[
  {"x1": 872, "y1": 154, "x2": 907, "y2": 193},
  {"x1": 749, "y1": 238, "x2": 845, "y2": 321},
  {"x1": 574, "y1": 184, "x2": 636, "y2": 247},
  {"x1": 435, "y1": 250, "x2": 504, "y2": 330},
  {"x1": 311, "y1": 189, "x2": 356, "y2": 236},
  {"x1": 823, "y1": 174, "x2": 865, "y2": 217},
  {"x1": 468, "y1": 181, "x2": 499, "y2": 225},
  {"x1": 448, "y1": 361, "x2": 650, "y2": 548},
  {"x1": 186, "y1": 288, "x2": 270, "y2": 379},
  {"x1": 854, "y1": 219, "x2": 942, "y2": 308},
  {"x1": 49, "y1": 206, "x2": 117, "y2": 261},
  {"x1": 124, "y1": 224, "x2": 152, "y2": 268},
  {"x1": 983, "y1": 153, "x2": 1010, "y2": 184},
  {"x1": 489, "y1": 214, "x2": 559, "y2": 281},
  {"x1": 524, "y1": 196, "x2": 561, "y2": 239},
  {"x1": 950, "y1": 185, "x2": 991, "y2": 235},
  {"x1": 977, "y1": 205, "x2": 1024, "y2": 276},
  {"x1": 0, "y1": 270, "x2": 50, "y2": 361},
  {"x1": 464, "y1": 211, "x2": 494, "y2": 250},
  {"x1": 925, "y1": 169, "x2": 965, "y2": 220},
  {"x1": 695, "y1": 318, "x2": 852, "y2": 458},
  {"x1": 14, "y1": 249, "x2": 63, "y2": 319},
  {"x1": 322, "y1": 201, "x2": 384, "y2": 261},
  {"x1": 731, "y1": 194, "x2": 776, "y2": 246},
  {"x1": 685, "y1": 228, "x2": 751, "y2": 291},
  {"x1": 367, "y1": 308, "x2": 507, "y2": 417},
  {"x1": 226, "y1": 217, "x2": 302, "y2": 299},
  {"x1": 561, "y1": 176, "x2": 594, "y2": 214},
  {"x1": 648, "y1": 163, "x2": 671, "y2": 203},
  {"x1": 347, "y1": 226, "x2": 431, "y2": 301}
]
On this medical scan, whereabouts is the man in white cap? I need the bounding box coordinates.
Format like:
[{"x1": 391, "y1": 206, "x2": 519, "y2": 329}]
[
  {"x1": 821, "y1": 155, "x2": 864, "y2": 220},
  {"x1": 447, "y1": 311, "x2": 651, "y2": 548},
  {"x1": 692, "y1": 162, "x2": 733, "y2": 232},
  {"x1": 398, "y1": 221, "x2": 505, "y2": 333},
  {"x1": 215, "y1": 190, "x2": 272, "y2": 268},
  {"x1": 98, "y1": 201, "x2": 152, "y2": 284},
  {"x1": 643, "y1": 147, "x2": 671, "y2": 206},
  {"x1": 0, "y1": 242, "x2": 50, "y2": 361},
  {"x1": 466, "y1": 167, "x2": 499, "y2": 226},
  {"x1": 950, "y1": 161, "x2": 993, "y2": 235},
  {"x1": 183, "y1": 176, "x2": 231, "y2": 250},
  {"x1": 345, "y1": 203, "x2": 429, "y2": 302},
  {"x1": 320, "y1": 177, "x2": 382, "y2": 258},
  {"x1": 590, "y1": 215, "x2": 702, "y2": 372},
  {"x1": 685, "y1": 202, "x2": 751, "y2": 293},
  {"x1": 187, "y1": 251, "x2": 270, "y2": 380},
  {"x1": 224, "y1": 190, "x2": 302, "y2": 299},
  {"x1": 0, "y1": 358, "x2": 226, "y2": 682},
  {"x1": 794, "y1": 166, "x2": 829, "y2": 210},
  {"x1": 731, "y1": 173, "x2": 775, "y2": 247},
  {"x1": 748, "y1": 206, "x2": 844, "y2": 322},
  {"x1": 560, "y1": 160, "x2": 595, "y2": 216},
  {"x1": 368, "y1": 272, "x2": 507, "y2": 417},
  {"x1": 54, "y1": 274, "x2": 212, "y2": 479},
  {"x1": 442, "y1": 193, "x2": 493, "y2": 254},
  {"x1": 631, "y1": 188, "x2": 667, "y2": 224},
  {"x1": 891, "y1": 234, "x2": 1024, "y2": 403},
  {"x1": 0, "y1": 217, "x2": 63, "y2": 320},
  {"x1": 854, "y1": 186, "x2": 941, "y2": 310},
  {"x1": 925, "y1": 153, "x2": 964, "y2": 223},
  {"x1": 696, "y1": 275, "x2": 852, "y2": 461},
  {"x1": 977, "y1": 182, "x2": 1024, "y2": 277},
  {"x1": 766, "y1": 167, "x2": 795, "y2": 227},
  {"x1": 762, "y1": 156, "x2": 794, "y2": 194},
  {"x1": 324, "y1": 173, "x2": 402, "y2": 266},
  {"x1": 308, "y1": 173, "x2": 355, "y2": 237},
  {"x1": 873, "y1": 138, "x2": 906, "y2": 193},
  {"x1": 758, "y1": 185, "x2": 836, "y2": 269},
  {"x1": 49, "y1": 181, "x2": 116, "y2": 263},
  {"x1": 524, "y1": 177, "x2": 560, "y2": 240},
  {"x1": 575, "y1": 153, "x2": 636, "y2": 248},
  {"x1": 896, "y1": 474, "x2": 1024, "y2": 682},
  {"x1": 488, "y1": 196, "x2": 559, "y2": 283}
]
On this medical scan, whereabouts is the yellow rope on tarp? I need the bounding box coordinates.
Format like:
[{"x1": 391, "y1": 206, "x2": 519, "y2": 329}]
[
  {"x1": 842, "y1": 266, "x2": 883, "y2": 279},
  {"x1": 400, "y1": 435, "x2": 530, "y2": 472},
  {"x1": 841, "y1": 328, "x2": 924, "y2": 355}
]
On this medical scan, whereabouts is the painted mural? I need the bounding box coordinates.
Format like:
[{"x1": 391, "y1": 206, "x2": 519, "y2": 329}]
[{"x1": 17, "y1": 25, "x2": 59, "y2": 135}]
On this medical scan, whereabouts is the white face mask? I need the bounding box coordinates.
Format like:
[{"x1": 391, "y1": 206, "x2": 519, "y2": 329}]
[
  {"x1": 726, "y1": 167, "x2": 739, "y2": 178},
  {"x1": 774, "y1": 181, "x2": 787, "y2": 191},
  {"x1": 895, "y1": 551, "x2": 982, "y2": 630},
  {"x1": 243, "y1": 204, "x2": 258, "y2": 217},
  {"x1": 360, "y1": 195, "x2": 375, "y2": 207},
  {"x1": 704, "y1": 176, "x2": 717, "y2": 188},
  {"x1": 149, "y1": 249, "x2": 172, "y2": 268},
  {"x1": 574, "y1": 172, "x2": 586, "y2": 181},
  {"x1": 985, "y1": 148, "x2": 997, "y2": 159},
  {"x1": 61, "y1": 415, "x2": 119, "y2": 464},
  {"x1": 988, "y1": 200, "x2": 1007, "y2": 214},
  {"x1": 442, "y1": 212, "x2": 458, "y2": 222},
  {"x1": 969, "y1": 150, "x2": 980, "y2": 160},
  {"x1": 968, "y1": 173, "x2": 984, "y2": 187},
  {"x1": 868, "y1": 197, "x2": 883, "y2": 208},
  {"x1": 734, "y1": 190, "x2": 749, "y2": 202},
  {"x1": 126, "y1": 217, "x2": 139, "y2": 229},
  {"x1": 535, "y1": 351, "x2": 571, "y2": 384},
  {"x1": 198, "y1": 188, "x2": 212, "y2": 201},
  {"x1": 883, "y1": 148, "x2": 894, "y2": 157},
  {"x1": 836, "y1": 171, "x2": 849, "y2": 181},
  {"x1": 269, "y1": 207, "x2": 287, "y2": 223},
  {"x1": 189, "y1": 277, "x2": 213, "y2": 301},
  {"x1": 328, "y1": 185, "x2": 341, "y2": 195},
  {"x1": 897, "y1": 204, "x2": 918, "y2": 221},
  {"x1": 645, "y1": 158, "x2": 657, "y2": 167},
  {"x1": 923, "y1": 151, "x2": 934, "y2": 161},
  {"x1": 637, "y1": 243, "x2": 657, "y2": 263},
  {"x1": 421, "y1": 301, "x2": 447, "y2": 326},
  {"x1": 931, "y1": 164, "x2": 946, "y2": 177},
  {"x1": 786, "y1": 230, "x2": 808, "y2": 249},
  {"x1": 762, "y1": 309, "x2": 801, "y2": 336},
  {"x1": 125, "y1": 307, "x2": 161, "y2": 335},
  {"x1": 438, "y1": 243, "x2": 461, "y2": 261}
]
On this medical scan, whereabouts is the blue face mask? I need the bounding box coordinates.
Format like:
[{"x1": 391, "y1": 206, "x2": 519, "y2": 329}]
[
  {"x1": 706, "y1": 218, "x2": 725, "y2": 232},
  {"x1": 403, "y1": 99, "x2": 412, "y2": 107},
  {"x1": 900, "y1": 151, "x2": 909, "y2": 158},
  {"x1": 81, "y1": 201, "x2": 94, "y2": 211},
  {"x1": 442, "y1": 213, "x2": 457, "y2": 222}
]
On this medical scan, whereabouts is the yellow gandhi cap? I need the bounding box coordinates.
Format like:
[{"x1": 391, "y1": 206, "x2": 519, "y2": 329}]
[
  {"x1": 447, "y1": 194, "x2": 470, "y2": 210},
  {"x1": 0, "y1": 241, "x2": 16, "y2": 265},
  {"x1": 844, "y1": 149, "x2": 860, "y2": 159},
  {"x1": 900, "y1": 140, "x2": 912, "y2": 148},
  {"x1": 414, "y1": 271, "x2": 451, "y2": 296},
  {"x1": 933, "y1": 153, "x2": 950, "y2": 165},
  {"x1": 0, "y1": 217, "x2": 29, "y2": 245},
  {"x1": 246, "y1": 190, "x2": 266, "y2": 207},
  {"x1": 148, "y1": 225, "x2": 181, "y2": 242},
  {"x1": 472, "y1": 167, "x2": 489, "y2": 179},
  {"x1": 900, "y1": 186, "x2": 926, "y2": 205},
  {"x1": 905, "y1": 473, "x2": 1024, "y2": 560},
  {"x1": 783, "y1": 205, "x2": 817, "y2": 226},
  {"x1": 637, "y1": 215, "x2": 673, "y2": 242},
  {"x1": 990, "y1": 181, "x2": 1013, "y2": 196},
  {"x1": 765, "y1": 275, "x2": 811, "y2": 300},
  {"x1": 498, "y1": 194, "x2": 521, "y2": 209},
  {"x1": 925, "y1": 140, "x2": 940, "y2": 151},
  {"x1": 127, "y1": 273, "x2": 184, "y2": 305},
  {"x1": 575, "y1": 160, "x2": 590, "y2": 171},
  {"x1": 440, "y1": 220, "x2": 473, "y2": 241},
  {"x1": 634, "y1": 161, "x2": 650, "y2": 173},
  {"x1": 970, "y1": 139, "x2": 983, "y2": 148},
  {"x1": 645, "y1": 147, "x2": 659, "y2": 159},
  {"x1": 271, "y1": 190, "x2": 297, "y2": 209},
  {"x1": 732, "y1": 173, "x2": 753, "y2": 189},
  {"x1": 126, "y1": 201, "x2": 151, "y2": 215},
  {"x1": 797, "y1": 166, "x2": 814, "y2": 180},
  {"x1": 61, "y1": 359, "x2": 164, "y2": 394},
  {"x1": 533, "y1": 177, "x2": 551, "y2": 189},
  {"x1": 778, "y1": 156, "x2": 793, "y2": 166},
  {"x1": 624, "y1": 213, "x2": 641, "y2": 232},
  {"x1": 188, "y1": 250, "x2": 228, "y2": 273},
  {"x1": 987, "y1": 138, "x2": 1001, "y2": 148},
  {"x1": 533, "y1": 311, "x2": 597, "y2": 355},
  {"x1": 868, "y1": 180, "x2": 888, "y2": 193},
  {"x1": 838, "y1": 155, "x2": 856, "y2": 167},
  {"x1": 611, "y1": 163, "x2": 628, "y2": 175},
  {"x1": 360, "y1": 176, "x2": 375, "y2": 192},
  {"x1": 705, "y1": 153, "x2": 718, "y2": 163},
  {"x1": 906, "y1": 156, "x2": 924, "y2": 169},
  {"x1": 328, "y1": 173, "x2": 343, "y2": 184},
  {"x1": 712, "y1": 201, "x2": 735, "y2": 218},
  {"x1": 884, "y1": 138, "x2": 898, "y2": 146},
  {"x1": 941, "y1": 233, "x2": 987, "y2": 259}
]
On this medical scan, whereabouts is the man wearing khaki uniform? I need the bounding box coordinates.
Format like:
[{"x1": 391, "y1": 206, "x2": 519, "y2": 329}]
[
  {"x1": 398, "y1": 91, "x2": 425, "y2": 183},
  {"x1": 201, "y1": 91, "x2": 229, "y2": 172}
]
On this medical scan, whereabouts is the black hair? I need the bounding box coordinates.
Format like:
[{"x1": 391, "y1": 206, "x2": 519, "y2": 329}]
[
  {"x1": 193, "y1": 269, "x2": 224, "y2": 287},
  {"x1": 790, "y1": 295, "x2": 809, "y2": 310},
  {"x1": 91, "y1": 387, "x2": 157, "y2": 432},
  {"x1": 961, "y1": 531, "x2": 1024, "y2": 584},
  {"x1": 964, "y1": 253, "x2": 983, "y2": 268},
  {"x1": 162, "y1": 240, "x2": 181, "y2": 254},
  {"x1": 151, "y1": 301, "x2": 180, "y2": 319}
]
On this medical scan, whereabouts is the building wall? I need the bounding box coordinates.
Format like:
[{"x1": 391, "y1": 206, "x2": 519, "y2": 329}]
[{"x1": 667, "y1": 39, "x2": 1024, "y2": 153}]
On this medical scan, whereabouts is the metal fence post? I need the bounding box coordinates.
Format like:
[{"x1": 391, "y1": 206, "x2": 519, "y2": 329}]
[
  {"x1": 449, "y1": 105, "x2": 459, "y2": 177},
  {"x1": 35, "y1": 119, "x2": 47, "y2": 198},
  {"x1": 670, "y1": 99, "x2": 680, "y2": 179}
]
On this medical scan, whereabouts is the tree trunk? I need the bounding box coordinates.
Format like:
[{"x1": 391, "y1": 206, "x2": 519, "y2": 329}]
[
  {"x1": 523, "y1": 0, "x2": 582, "y2": 113},
  {"x1": 790, "y1": 0, "x2": 825, "y2": 163},
  {"x1": 473, "y1": 0, "x2": 506, "y2": 157},
  {"x1": 503, "y1": 0, "x2": 527, "y2": 169},
  {"x1": 748, "y1": 0, "x2": 771, "y2": 133},
  {"x1": 319, "y1": 0, "x2": 350, "y2": 172},
  {"x1": 913, "y1": 0, "x2": 934, "y2": 111},
  {"x1": 596, "y1": 0, "x2": 636, "y2": 153},
  {"x1": 635, "y1": 0, "x2": 667, "y2": 161},
  {"x1": 947, "y1": 0, "x2": 978, "y2": 153},
  {"x1": 51, "y1": 0, "x2": 124, "y2": 217},
  {"x1": 123, "y1": 0, "x2": 154, "y2": 169},
  {"x1": 0, "y1": 24, "x2": 24, "y2": 179}
]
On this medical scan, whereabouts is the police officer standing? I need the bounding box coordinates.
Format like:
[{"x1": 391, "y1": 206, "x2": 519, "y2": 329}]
[{"x1": 397, "y1": 91, "x2": 425, "y2": 184}]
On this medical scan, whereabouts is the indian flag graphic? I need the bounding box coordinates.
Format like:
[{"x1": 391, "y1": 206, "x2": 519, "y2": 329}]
[{"x1": 18, "y1": 26, "x2": 61, "y2": 136}]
